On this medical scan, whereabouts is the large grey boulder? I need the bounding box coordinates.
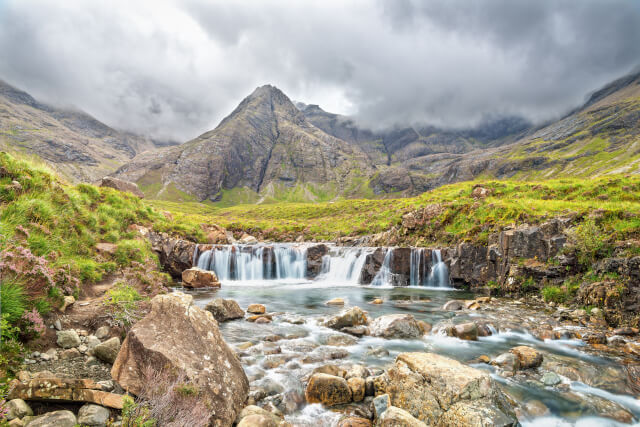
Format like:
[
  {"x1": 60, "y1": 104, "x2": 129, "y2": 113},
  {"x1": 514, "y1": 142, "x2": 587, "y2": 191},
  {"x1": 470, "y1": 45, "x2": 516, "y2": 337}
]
[
  {"x1": 93, "y1": 337, "x2": 120, "y2": 364},
  {"x1": 111, "y1": 292, "x2": 249, "y2": 426},
  {"x1": 369, "y1": 314, "x2": 423, "y2": 339},
  {"x1": 25, "y1": 410, "x2": 77, "y2": 427},
  {"x1": 6, "y1": 398, "x2": 32, "y2": 420},
  {"x1": 384, "y1": 352, "x2": 518, "y2": 426},
  {"x1": 205, "y1": 298, "x2": 245, "y2": 322}
]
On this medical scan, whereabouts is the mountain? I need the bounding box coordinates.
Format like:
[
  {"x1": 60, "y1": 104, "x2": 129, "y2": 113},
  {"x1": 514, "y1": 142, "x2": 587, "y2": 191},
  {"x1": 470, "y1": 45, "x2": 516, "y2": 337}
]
[
  {"x1": 0, "y1": 79, "x2": 164, "y2": 182},
  {"x1": 114, "y1": 85, "x2": 374, "y2": 203}
]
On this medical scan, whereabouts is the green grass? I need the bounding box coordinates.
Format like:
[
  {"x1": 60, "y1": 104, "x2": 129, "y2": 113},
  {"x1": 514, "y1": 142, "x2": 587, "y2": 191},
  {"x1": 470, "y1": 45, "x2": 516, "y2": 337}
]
[{"x1": 0, "y1": 279, "x2": 27, "y2": 324}]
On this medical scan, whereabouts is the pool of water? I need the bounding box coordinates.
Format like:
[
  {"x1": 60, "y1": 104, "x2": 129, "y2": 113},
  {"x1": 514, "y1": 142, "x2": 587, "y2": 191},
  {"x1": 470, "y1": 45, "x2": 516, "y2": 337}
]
[{"x1": 185, "y1": 280, "x2": 640, "y2": 426}]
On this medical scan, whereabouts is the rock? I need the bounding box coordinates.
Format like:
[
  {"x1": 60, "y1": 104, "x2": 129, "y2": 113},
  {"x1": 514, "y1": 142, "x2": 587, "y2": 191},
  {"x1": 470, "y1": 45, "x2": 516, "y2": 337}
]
[
  {"x1": 95, "y1": 242, "x2": 118, "y2": 256},
  {"x1": 582, "y1": 332, "x2": 606, "y2": 345},
  {"x1": 371, "y1": 298, "x2": 383, "y2": 304},
  {"x1": 239, "y1": 233, "x2": 259, "y2": 244},
  {"x1": 77, "y1": 404, "x2": 110, "y2": 426},
  {"x1": 8, "y1": 377, "x2": 124, "y2": 409},
  {"x1": 181, "y1": 267, "x2": 220, "y2": 288},
  {"x1": 7, "y1": 419, "x2": 23, "y2": 427},
  {"x1": 326, "y1": 334, "x2": 357, "y2": 346},
  {"x1": 255, "y1": 316, "x2": 271, "y2": 324},
  {"x1": 56, "y1": 330, "x2": 80, "y2": 349},
  {"x1": 60, "y1": 348, "x2": 81, "y2": 359},
  {"x1": 247, "y1": 314, "x2": 272, "y2": 322},
  {"x1": 148, "y1": 231, "x2": 197, "y2": 278},
  {"x1": 442, "y1": 300, "x2": 464, "y2": 311},
  {"x1": 338, "y1": 417, "x2": 372, "y2": 427},
  {"x1": 53, "y1": 319, "x2": 62, "y2": 331},
  {"x1": 94, "y1": 326, "x2": 110, "y2": 340},
  {"x1": 348, "y1": 377, "x2": 365, "y2": 402},
  {"x1": 541, "y1": 372, "x2": 561, "y2": 386},
  {"x1": 491, "y1": 353, "x2": 519, "y2": 373},
  {"x1": 237, "y1": 414, "x2": 276, "y2": 427},
  {"x1": 509, "y1": 346, "x2": 543, "y2": 369},
  {"x1": 372, "y1": 394, "x2": 390, "y2": 418},
  {"x1": 369, "y1": 314, "x2": 422, "y2": 339},
  {"x1": 345, "y1": 365, "x2": 369, "y2": 379},
  {"x1": 385, "y1": 352, "x2": 517, "y2": 426},
  {"x1": 324, "y1": 307, "x2": 368, "y2": 330},
  {"x1": 305, "y1": 373, "x2": 352, "y2": 406},
  {"x1": 312, "y1": 365, "x2": 347, "y2": 378},
  {"x1": 86, "y1": 336, "x2": 101, "y2": 350},
  {"x1": 524, "y1": 400, "x2": 550, "y2": 417},
  {"x1": 60, "y1": 295, "x2": 75, "y2": 313},
  {"x1": 237, "y1": 405, "x2": 282, "y2": 426},
  {"x1": 24, "y1": 410, "x2": 77, "y2": 427},
  {"x1": 377, "y1": 406, "x2": 427, "y2": 426},
  {"x1": 247, "y1": 303, "x2": 266, "y2": 314},
  {"x1": 366, "y1": 347, "x2": 390, "y2": 358},
  {"x1": 100, "y1": 177, "x2": 144, "y2": 198},
  {"x1": 205, "y1": 298, "x2": 244, "y2": 322},
  {"x1": 6, "y1": 399, "x2": 32, "y2": 420},
  {"x1": 93, "y1": 337, "x2": 121, "y2": 364},
  {"x1": 342, "y1": 326, "x2": 369, "y2": 337},
  {"x1": 110, "y1": 292, "x2": 249, "y2": 425},
  {"x1": 452, "y1": 322, "x2": 478, "y2": 341},
  {"x1": 326, "y1": 298, "x2": 345, "y2": 306},
  {"x1": 306, "y1": 244, "x2": 329, "y2": 278}
]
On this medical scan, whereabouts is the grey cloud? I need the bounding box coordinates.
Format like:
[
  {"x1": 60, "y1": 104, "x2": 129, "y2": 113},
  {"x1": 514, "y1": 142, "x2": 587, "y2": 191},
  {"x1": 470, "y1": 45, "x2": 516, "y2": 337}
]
[{"x1": 0, "y1": 0, "x2": 638, "y2": 140}]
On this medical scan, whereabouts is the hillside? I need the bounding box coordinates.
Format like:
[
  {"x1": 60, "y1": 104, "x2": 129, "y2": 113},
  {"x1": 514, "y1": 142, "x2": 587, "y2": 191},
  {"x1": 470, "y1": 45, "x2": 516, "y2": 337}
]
[{"x1": 0, "y1": 80, "x2": 162, "y2": 182}]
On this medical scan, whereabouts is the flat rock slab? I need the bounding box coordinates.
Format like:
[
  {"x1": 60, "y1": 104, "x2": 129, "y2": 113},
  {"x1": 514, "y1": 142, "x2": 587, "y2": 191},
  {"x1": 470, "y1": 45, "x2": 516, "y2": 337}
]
[{"x1": 8, "y1": 377, "x2": 123, "y2": 409}]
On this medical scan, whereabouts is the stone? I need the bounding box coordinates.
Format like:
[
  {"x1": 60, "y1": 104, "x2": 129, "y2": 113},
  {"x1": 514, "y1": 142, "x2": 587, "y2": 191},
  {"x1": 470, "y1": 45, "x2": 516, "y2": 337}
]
[
  {"x1": 93, "y1": 337, "x2": 121, "y2": 364},
  {"x1": 471, "y1": 186, "x2": 492, "y2": 199},
  {"x1": 110, "y1": 292, "x2": 249, "y2": 425},
  {"x1": 371, "y1": 298, "x2": 383, "y2": 304},
  {"x1": 366, "y1": 347, "x2": 390, "y2": 358},
  {"x1": 345, "y1": 365, "x2": 369, "y2": 380},
  {"x1": 524, "y1": 400, "x2": 550, "y2": 417},
  {"x1": 326, "y1": 334, "x2": 357, "y2": 346},
  {"x1": 237, "y1": 405, "x2": 282, "y2": 426},
  {"x1": 509, "y1": 346, "x2": 543, "y2": 369},
  {"x1": 8, "y1": 378, "x2": 123, "y2": 409},
  {"x1": 181, "y1": 267, "x2": 220, "y2": 288},
  {"x1": 541, "y1": 372, "x2": 561, "y2": 386},
  {"x1": 7, "y1": 419, "x2": 23, "y2": 427},
  {"x1": 53, "y1": 319, "x2": 62, "y2": 331},
  {"x1": 205, "y1": 298, "x2": 245, "y2": 322},
  {"x1": 60, "y1": 295, "x2": 75, "y2": 312},
  {"x1": 341, "y1": 326, "x2": 369, "y2": 337},
  {"x1": 255, "y1": 316, "x2": 271, "y2": 324},
  {"x1": 77, "y1": 404, "x2": 110, "y2": 426},
  {"x1": 86, "y1": 336, "x2": 101, "y2": 349},
  {"x1": 377, "y1": 406, "x2": 427, "y2": 426},
  {"x1": 312, "y1": 364, "x2": 347, "y2": 378},
  {"x1": 247, "y1": 303, "x2": 266, "y2": 314},
  {"x1": 385, "y1": 352, "x2": 517, "y2": 426},
  {"x1": 60, "y1": 348, "x2": 81, "y2": 359},
  {"x1": 348, "y1": 377, "x2": 365, "y2": 402},
  {"x1": 6, "y1": 399, "x2": 32, "y2": 420},
  {"x1": 338, "y1": 417, "x2": 372, "y2": 427},
  {"x1": 306, "y1": 244, "x2": 329, "y2": 278},
  {"x1": 237, "y1": 414, "x2": 276, "y2": 427},
  {"x1": 148, "y1": 231, "x2": 196, "y2": 278},
  {"x1": 442, "y1": 300, "x2": 464, "y2": 311},
  {"x1": 95, "y1": 242, "x2": 118, "y2": 256},
  {"x1": 491, "y1": 353, "x2": 519, "y2": 373},
  {"x1": 452, "y1": 322, "x2": 478, "y2": 341},
  {"x1": 56, "y1": 330, "x2": 80, "y2": 349},
  {"x1": 100, "y1": 177, "x2": 144, "y2": 198},
  {"x1": 369, "y1": 314, "x2": 422, "y2": 339},
  {"x1": 372, "y1": 394, "x2": 390, "y2": 418},
  {"x1": 305, "y1": 373, "x2": 352, "y2": 406},
  {"x1": 239, "y1": 233, "x2": 258, "y2": 245},
  {"x1": 326, "y1": 298, "x2": 345, "y2": 306},
  {"x1": 94, "y1": 326, "x2": 110, "y2": 340},
  {"x1": 324, "y1": 307, "x2": 368, "y2": 330},
  {"x1": 24, "y1": 410, "x2": 77, "y2": 427}
]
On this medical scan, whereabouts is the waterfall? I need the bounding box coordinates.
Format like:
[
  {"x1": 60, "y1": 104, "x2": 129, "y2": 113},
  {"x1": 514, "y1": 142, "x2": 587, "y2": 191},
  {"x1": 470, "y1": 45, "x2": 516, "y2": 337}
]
[
  {"x1": 409, "y1": 248, "x2": 426, "y2": 286},
  {"x1": 425, "y1": 249, "x2": 451, "y2": 288},
  {"x1": 371, "y1": 248, "x2": 393, "y2": 286},
  {"x1": 316, "y1": 247, "x2": 372, "y2": 284},
  {"x1": 195, "y1": 244, "x2": 307, "y2": 281}
]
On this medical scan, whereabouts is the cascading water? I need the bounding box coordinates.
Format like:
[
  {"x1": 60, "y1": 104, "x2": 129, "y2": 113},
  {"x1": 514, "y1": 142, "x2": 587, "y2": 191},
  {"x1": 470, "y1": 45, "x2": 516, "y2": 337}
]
[
  {"x1": 425, "y1": 249, "x2": 451, "y2": 288},
  {"x1": 316, "y1": 247, "x2": 372, "y2": 284},
  {"x1": 196, "y1": 244, "x2": 307, "y2": 280},
  {"x1": 371, "y1": 248, "x2": 393, "y2": 286},
  {"x1": 410, "y1": 248, "x2": 426, "y2": 286}
]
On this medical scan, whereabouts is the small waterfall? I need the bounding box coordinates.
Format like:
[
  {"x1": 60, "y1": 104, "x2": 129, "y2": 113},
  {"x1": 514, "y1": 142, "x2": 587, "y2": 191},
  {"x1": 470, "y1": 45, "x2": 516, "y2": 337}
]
[
  {"x1": 316, "y1": 247, "x2": 372, "y2": 284},
  {"x1": 410, "y1": 248, "x2": 426, "y2": 286},
  {"x1": 425, "y1": 249, "x2": 451, "y2": 288},
  {"x1": 371, "y1": 248, "x2": 393, "y2": 286},
  {"x1": 195, "y1": 244, "x2": 307, "y2": 281}
]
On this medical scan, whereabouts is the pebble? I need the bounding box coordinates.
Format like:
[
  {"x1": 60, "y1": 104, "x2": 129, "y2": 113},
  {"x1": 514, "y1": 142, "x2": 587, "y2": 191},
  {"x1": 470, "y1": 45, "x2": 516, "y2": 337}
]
[{"x1": 541, "y1": 372, "x2": 562, "y2": 386}]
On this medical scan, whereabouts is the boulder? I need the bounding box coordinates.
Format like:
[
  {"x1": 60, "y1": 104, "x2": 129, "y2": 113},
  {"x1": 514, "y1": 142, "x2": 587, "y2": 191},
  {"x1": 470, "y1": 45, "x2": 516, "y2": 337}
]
[
  {"x1": 181, "y1": 267, "x2": 220, "y2": 288},
  {"x1": 385, "y1": 352, "x2": 518, "y2": 426},
  {"x1": 95, "y1": 243, "x2": 118, "y2": 256},
  {"x1": 239, "y1": 233, "x2": 258, "y2": 244},
  {"x1": 360, "y1": 248, "x2": 386, "y2": 284},
  {"x1": 306, "y1": 244, "x2": 329, "y2": 278},
  {"x1": 247, "y1": 303, "x2": 266, "y2": 314},
  {"x1": 93, "y1": 337, "x2": 121, "y2": 364},
  {"x1": 56, "y1": 330, "x2": 80, "y2": 349},
  {"x1": 324, "y1": 307, "x2": 368, "y2": 330},
  {"x1": 236, "y1": 405, "x2": 281, "y2": 426},
  {"x1": 149, "y1": 231, "x2": 196, "y2": 278},
  {"x1": 60, "y1": 295, "x2": 75, "y2": 313},
  {"x1": 348, "y1": 377, "x2": 365, "y2": 402},
  {"x1": 100, "y1": 177, "x2": 144, "y2": 198},
  {"x1": 452, "y1": 322, "x2": 478, "y2": 341},
  {"x1": 6, "y1": 399, "x2": 32, "y2": 420},
  {"x1": 110, "y1": 293, "x2": 249, "y2": 426},
  {"x1": 326, "y1": 298, "x2": 345, "y2": 306},
  {"x1": 369, "y1": 314, "x2": 422, "y2": 339},
  {"x1": 372, "y1": 394, "x2": 390, "y2": 418},
  {"x1": 338, "y1": 417, "x2": 372, "y2": 427},
  {"x1": 377, "y1": 406, "x2": 427, "y2": 426},
  {"x1": 442, "y1": 300, "x2": 464, "y2": 311},
  {"x1": 509, "y1": 346, "x2": 543, "y2": 369},
  {"x1": 94, "y1": 326, "x2": 110, "y2": 340},
  {"x1": 305, "y1": 373, "x2": 352, "y2": 406},
  {"x1": 205, "y1": 298, "x2": 244, "y2": 322},
  {"x1": 24, "y1": 410, "x2": 77, "y2": 427},
  {"x1": 237, "y1": 414, "x2": 276, "y2": 427},
  {"x1": 77, "y1": 404, "x2": 110, "y2": 426},
  {"x1": 491, "y1": 353, "x2": 519, "y2": 374},
  {"x1": 8, "y1": 377, "x2": 124, "y2": 409}
]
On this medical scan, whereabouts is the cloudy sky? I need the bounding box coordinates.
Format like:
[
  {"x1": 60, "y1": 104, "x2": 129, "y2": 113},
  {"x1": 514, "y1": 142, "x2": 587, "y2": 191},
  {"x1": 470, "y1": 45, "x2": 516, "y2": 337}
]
[{"x1": 0, "y1": 0, "x2": 638, "y2": 141}]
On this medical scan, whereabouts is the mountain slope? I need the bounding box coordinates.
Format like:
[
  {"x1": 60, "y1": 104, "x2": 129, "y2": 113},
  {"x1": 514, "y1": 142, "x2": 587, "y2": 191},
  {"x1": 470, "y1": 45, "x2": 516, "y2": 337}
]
[
  {"x1": 0, "y1": 80, "x2": 160, "y2": 182},
  {"x1": 114, "y1": 85, "x2": 374, "y2": 203}
]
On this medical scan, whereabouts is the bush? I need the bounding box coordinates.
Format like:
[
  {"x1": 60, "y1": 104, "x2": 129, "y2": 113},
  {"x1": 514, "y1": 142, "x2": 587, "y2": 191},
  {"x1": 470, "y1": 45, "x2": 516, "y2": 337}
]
[
  {"x1": 571, "y1": 217, "x2": 612, "y2": 267},
  {"x1": 0, "y1": 279, "x2": 26, "y2": 323},
  {"x1": 115, "y1": 240, "x2": 149, "y2": 266},
  {"x1": 0, "y1": 314, "x2": 24, "y2": 376},
  {"x1": 104, "y1": 282, "x2": 145, "y2": 327},
  {"x1": 542, "y1": 286, "x2": 565, "y2": 303}
]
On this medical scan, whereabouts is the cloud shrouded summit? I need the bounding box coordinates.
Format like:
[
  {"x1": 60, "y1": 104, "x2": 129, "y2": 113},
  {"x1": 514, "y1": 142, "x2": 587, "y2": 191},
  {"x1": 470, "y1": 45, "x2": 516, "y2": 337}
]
[{"x1": 0, "y1": 0, "x2": 638, "y2": 141}]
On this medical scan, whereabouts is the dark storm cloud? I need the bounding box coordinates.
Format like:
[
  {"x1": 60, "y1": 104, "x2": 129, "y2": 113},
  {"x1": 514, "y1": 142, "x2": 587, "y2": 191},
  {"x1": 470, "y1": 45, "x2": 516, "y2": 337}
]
[{"x1": 0, "y1": 0, "x2": 638, "y2": 140}]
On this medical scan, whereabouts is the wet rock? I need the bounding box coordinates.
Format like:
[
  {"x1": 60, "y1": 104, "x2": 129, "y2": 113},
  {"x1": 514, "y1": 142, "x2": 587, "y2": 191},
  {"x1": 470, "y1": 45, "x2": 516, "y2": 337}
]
[
  {"x1": 306, "y1": 244, "x2": 329, "y2": 278},
  {"x1": 100, "y1": 177, "x2": 144, "y2": 198},
  {"x1": 365, "y1": 377, "x2": 376, "y2": 396},
  {"x1": 148, "y1": 231, "x2": 196, "y2": 278},
  {"x1": 371, "y1": 298, "x2": 383, "y2": 304},
  {"x1": 366, "y1": 347, "x2": 390, "y2": 358},
  {"x1": 452, "y1": 322, "x2": 478, "y2": 341},
  {"x1": 6, "y1": 399, "x2": 32, "y2": 420},
  {"x1": 476, "y1": 323, "x2": 493, "y2": 337},
  {"x1": 56, "y1": 330, "x2": 80, "y2": 349},
  {"x1": 247, "y1": 303, "x2": 266, "y2": 314},
  {"x1": 417, "y1": 320, "x2": 431, "y2": 334},
  {"x1": 613, "y1": 327, "x2": 637, "y2": 336},
  {"x1": 255, "y1": 316, "x2": 272, "y2": 324},
  {"x1": 509, "y1": 346, "x2": 543, "y2": 369},
  {"x1": 377, "y1": 406, "x2": 427, "y2": 426},
  {"x1": 581, "y1": 331, "x2": 606, "y2": 345},
  {"x1": 237, "y1": 405, "x2": 281, "y2": 426},
  {"x1": 205, "y1": 298, "x2": 244, "y2": 322},
  {"x1": 541, "y1": 372, "x2": 561, "y2": 386},
  {"x1": 25, "y1": 410, "x2": 77, "y2": 427},
  {"x1": 342, "y1": 326, "x2": 369, "y2": 337},
  {"x1": 327, "y1": 298, "x2": 346, "y2": 306},
  {"x1": 313, "y1": 364, "x2": 347, "y2": 378},
  {"x1": 305, "y1": 373, "x2": 352, "y2": 406},
  {"x1": 372, "y1": 394, "x2": 390, "y2": 418},
  {"x1": 111, "y1": 292, "x2": 249, "y2": 426},
  {"x1": 369, "y1": 314, "x2": 422, "y2": 339},
  {"x1": 326, "y1": 334, "x2": 357, "y2": 346},
  {"x1": 324, "y1": 307, "x2": 368, "y2": 330},
  {"x1": 77, "y1": 404, "x2": 110, "y2": 426},
  {"x1": 338, "y1": 417, "x2": 372, "y2": 427},
  {"x1": 247, "y1": 314, "x2": 272, "y2": 322},
  {"x1": 348, "y1": 377, "x2": 365, "y2": 402},
  {"x1": 181, "y1": 267, "x2": 220, "y2": 288},
  {"x1": 238, "y1": 414, "x2": 276, "y2": 427},
  {"x1": 442, "y1": 300, "x2": 464, "y2": 311},
  {"x1": 524, "y1": 400, "x2": 550, "y2": 417},
  {"x1": 385, "y1": 352, "x2": 518, "y2": 426},
  {"x1": 491, "y1": 353, "x2": 519, "y2": 373},
  {"x1": 93, "y1": 337, "x2": 120, "y2": 364},
  {"x1": 239, "y1": 233, "x2": 258, "y2": 245},
  {"x1": 345, "y1": 365, "x2": 369, "y2": 380}
]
